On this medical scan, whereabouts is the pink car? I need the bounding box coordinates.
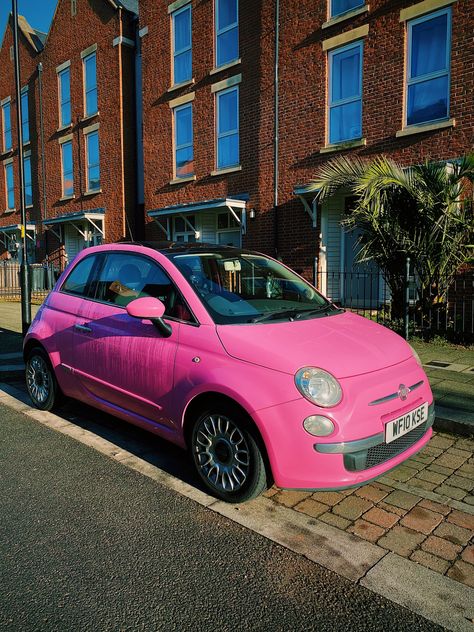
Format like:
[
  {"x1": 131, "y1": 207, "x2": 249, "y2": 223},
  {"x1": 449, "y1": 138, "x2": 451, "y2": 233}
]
[{"x1": 24, "y1": 242, "x2": 434, "y2": 503}]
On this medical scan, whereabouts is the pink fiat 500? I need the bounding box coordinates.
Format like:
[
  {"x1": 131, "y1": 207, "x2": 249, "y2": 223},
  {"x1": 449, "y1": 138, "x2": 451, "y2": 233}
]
[{"x1": 24, "y1": 242, "x2": 434, "y2": 503}]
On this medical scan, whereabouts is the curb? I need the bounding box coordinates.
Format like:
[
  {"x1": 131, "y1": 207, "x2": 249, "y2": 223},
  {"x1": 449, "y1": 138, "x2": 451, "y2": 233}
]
[
  {"x1": 434, "y1": 406, "x2": 474, "y2": 438},
  {"x1": 0, "y1": 382, "x2": 473, "y2": 631}
]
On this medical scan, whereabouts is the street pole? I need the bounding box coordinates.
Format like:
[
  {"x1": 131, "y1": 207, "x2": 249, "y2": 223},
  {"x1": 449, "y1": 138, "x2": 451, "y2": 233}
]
[{"x1": 12, "y1": 0, "x2": 31, "y2": 335}]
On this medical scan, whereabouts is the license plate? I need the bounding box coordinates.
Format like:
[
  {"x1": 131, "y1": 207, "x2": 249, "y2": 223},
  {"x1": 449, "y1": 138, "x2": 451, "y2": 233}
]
[{"x1": 385, "y1": 402, "x2": 429, "y2": 444}]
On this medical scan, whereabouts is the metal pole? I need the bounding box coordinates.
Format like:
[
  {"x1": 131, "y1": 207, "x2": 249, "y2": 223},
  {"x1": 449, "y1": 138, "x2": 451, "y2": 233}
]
[
  {"x1": 404, "y1": 256, "x2": 410, "y2": 340},
  {"x1": 12, "y1": 0, "x2": 31, "y2": 335}
]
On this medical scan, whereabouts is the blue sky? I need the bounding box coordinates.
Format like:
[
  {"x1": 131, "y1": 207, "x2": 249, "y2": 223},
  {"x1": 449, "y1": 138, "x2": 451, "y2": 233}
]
[{"x1": 1, "y1": 0, "x2": 57, "y2": 40}]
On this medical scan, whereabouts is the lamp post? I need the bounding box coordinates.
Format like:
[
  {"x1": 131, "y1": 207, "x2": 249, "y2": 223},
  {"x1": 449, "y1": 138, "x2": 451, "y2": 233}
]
[{"x1": 12, "y1": 0, "x2": 31, "y2": 335}]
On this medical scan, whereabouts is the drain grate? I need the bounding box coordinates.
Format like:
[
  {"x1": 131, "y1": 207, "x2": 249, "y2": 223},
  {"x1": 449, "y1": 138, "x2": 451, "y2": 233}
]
[{"x1": 425, "y1": 361, "x2": 452, "y2": 368}]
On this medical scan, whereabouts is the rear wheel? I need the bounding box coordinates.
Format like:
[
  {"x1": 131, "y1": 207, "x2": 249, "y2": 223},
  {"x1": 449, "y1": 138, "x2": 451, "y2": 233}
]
[
  {"x1": 191, "y1": 404, "x2": 267, "y2": 503},
  {"x1": 25, "y1": 347, "x2": 62, "y2": 411}
]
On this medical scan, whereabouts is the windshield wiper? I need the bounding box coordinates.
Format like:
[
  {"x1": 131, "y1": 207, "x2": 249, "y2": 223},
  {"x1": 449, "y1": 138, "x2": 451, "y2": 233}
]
[
  {"x1": 251, "y1": 309, "x2": 301, "y2": 323},
  {"x1": 294, "y1": 304, "x2": 343, "y2": 319}
]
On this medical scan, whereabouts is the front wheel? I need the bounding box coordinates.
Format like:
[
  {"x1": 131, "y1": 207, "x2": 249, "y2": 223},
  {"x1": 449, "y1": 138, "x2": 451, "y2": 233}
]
[
  {"x1": 191, "y1": 405, "x2": 267, "y2": 503},
  {"x1": 25, "y1": 347, "x2": 62, "y2": 411}
]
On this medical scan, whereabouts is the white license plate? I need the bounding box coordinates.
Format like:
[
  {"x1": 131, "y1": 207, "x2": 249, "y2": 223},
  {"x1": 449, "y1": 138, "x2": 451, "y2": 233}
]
[{"x1": 385, "y1": 402, "x2": 429, "y2": 444}]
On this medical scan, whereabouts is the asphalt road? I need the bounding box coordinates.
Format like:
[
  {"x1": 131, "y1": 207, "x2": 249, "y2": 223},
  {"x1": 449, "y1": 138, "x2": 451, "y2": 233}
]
[{"x1": 0, "y1": 402, "x2": 443, "y2": 632}]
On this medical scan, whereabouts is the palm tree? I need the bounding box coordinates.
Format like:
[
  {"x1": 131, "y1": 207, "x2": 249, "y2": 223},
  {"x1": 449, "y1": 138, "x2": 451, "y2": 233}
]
[{"x1": 306, "y1": 154, "x2": 474, "y2": 319}]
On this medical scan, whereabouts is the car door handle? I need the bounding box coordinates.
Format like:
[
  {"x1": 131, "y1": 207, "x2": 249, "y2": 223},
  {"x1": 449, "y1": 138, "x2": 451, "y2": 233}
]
[{"x1": 74, "y1": 323, "x2": 93, "y2": 333}]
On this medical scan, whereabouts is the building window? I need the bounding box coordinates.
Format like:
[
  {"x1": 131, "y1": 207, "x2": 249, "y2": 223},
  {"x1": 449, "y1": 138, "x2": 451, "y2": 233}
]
[
  {"x1": 216, "y1": 86, "x2": 239, "y2": 169},
  {"x1": 58, "y1": 68, "x2": 72, "y2": 127},
  {"x1": 173, "y1": 215, "x2": 197, "y2": 242},
  {"x1": 71, "y1": 0, "x2": 77, "y2": 16},
  {"x1": 217, "y1": 211, "x2": 241, "y2": 246},
  {"x1": 24, "y1": 156, "x2": 32, "y2": 206},
  {"x1": 331, "y1": 0, "x2": 364, "y2": 18},
  {"x1": 172, "y1": 4, "x2": 192, "y2": 85},
  {"x1": 328, "y1": 41, "x2": 363, "y2": 144},
  {"x1": 5, "y1": 163, "x2": 14, "y2": 210},
  {"x1": 2, "y1": 101, "x2": 12, "y2": 152},
  {"x1": 61, "y1": 140, "x2": 74, "y2": 197},
  {"x1": 406, "y1": 8, "x2": 451, "y2": 127},
  {"x1": 174, "y1": 103, "x2": 194, "y2": 178},
  {"x1": 85, "y1": 130, "x2": 100, "y2": 192},
  {"x1": 83, "y1": 52, "x2": 98, "y2": 117},
  {"x1": 21, "y1": 90, "x2": 29, "y2": 144},
  {"x1": 216, "y1": 0, "x2": 239, "y2": 67}
]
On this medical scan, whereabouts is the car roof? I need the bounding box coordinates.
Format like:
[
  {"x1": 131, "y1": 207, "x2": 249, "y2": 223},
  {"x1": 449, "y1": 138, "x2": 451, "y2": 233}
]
[{"x1": 118, "y1": 241, "x2": 254, "y2": 257}]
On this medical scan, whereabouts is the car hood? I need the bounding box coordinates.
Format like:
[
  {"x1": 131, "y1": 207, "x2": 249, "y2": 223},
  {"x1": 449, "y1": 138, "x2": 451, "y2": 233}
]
[{"x1": 216, "y1": 311, "x2": 412, "y2": 379}]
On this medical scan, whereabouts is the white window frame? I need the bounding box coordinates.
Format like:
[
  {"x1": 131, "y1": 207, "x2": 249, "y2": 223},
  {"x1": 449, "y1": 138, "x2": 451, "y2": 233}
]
[
  {"x1": 4, "y1": 162, "x2": 14, "y2": 211},
  {"x1": 216, "y1": 85, "x2": 239, "y2": 170},
  {"x1": 61, "y1": 140, "x2": 74, "y2": 198},
  {"x1": 406, "y1": 7, "x2": 451, "y2": 127},
  {"x1": 2, "y1": 101, "x2": 12, "y2": 152},
  {"x1": 171, "y1": 4, "x2": 192, "y2": 85},
  {"x1": 173, "y1": 214, "x2": 198, "y2": 242},
  {"x1": 58, "y1": 67, "x2": 72, "y2": 128},
  {"x1": 216, "y1": 210, "x2": 241, "y2": 246},
  {"x1": 173, "y1": 102, "x2": 194, "y2": 179},
  {"x1": 85, "y1": 130, "x2": 100, "y2": 193},
  {"x1": 215, "y1": 0, "x2": 239, "y2": 68},
  {"x1": 83, "y1": 51, "x2": 98, "y2": 117},
  {"x1": 23, "y1": 155, "x2": 32, "y2": 207},
  {"x1": 21, "y1": 88, "x2": 29, "y2": 144},
  {"x1": 330, "y1": 0, "x2": 364, "y2": 18},
  {"x1": 328, "y1": 40, "x2": 363, "y2": 144}
]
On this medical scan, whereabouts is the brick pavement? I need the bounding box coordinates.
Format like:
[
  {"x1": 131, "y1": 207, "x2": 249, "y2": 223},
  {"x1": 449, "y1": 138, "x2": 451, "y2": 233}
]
[{"x1": 267, "y1": 432, "x2": 474, "y2": 588}]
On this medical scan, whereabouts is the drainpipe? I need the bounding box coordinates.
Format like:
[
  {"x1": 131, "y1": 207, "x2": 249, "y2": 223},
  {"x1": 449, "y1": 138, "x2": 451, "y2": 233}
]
[
  {"x1": 273, "y1": 0, "x2": 280, "y2": 258},
  {"x1": 134, "y1": 15, "x2": 144, "y2": 236},
  {"x1": 117, "y1": 7, "x2": 127, "y2": 239},
  {"x1": 37, "y1": 63, "x2": 47, "y2": 222}
]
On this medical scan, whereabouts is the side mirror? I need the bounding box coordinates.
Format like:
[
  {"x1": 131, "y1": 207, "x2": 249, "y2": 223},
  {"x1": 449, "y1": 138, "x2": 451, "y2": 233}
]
[{"x1": 126, "y1": 297, "x2": 172, "y2": 337}]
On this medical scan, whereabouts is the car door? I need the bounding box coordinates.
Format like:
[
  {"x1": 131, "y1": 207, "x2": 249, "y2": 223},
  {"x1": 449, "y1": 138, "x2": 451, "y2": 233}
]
[{"x1": 71, "y1": 251, "x2": 193, "y2": 431}]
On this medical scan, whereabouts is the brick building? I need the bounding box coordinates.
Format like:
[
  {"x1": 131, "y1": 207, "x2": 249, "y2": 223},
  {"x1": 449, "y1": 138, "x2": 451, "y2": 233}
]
[{"x1": 140, "y1": 0, "x2": 473, "y2": 302}]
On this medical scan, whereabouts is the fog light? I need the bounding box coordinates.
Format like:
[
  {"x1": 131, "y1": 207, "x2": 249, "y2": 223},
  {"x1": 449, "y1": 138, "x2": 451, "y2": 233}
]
[{"x1": 303, "y1": 415, "x2": 335, "y2": 437}]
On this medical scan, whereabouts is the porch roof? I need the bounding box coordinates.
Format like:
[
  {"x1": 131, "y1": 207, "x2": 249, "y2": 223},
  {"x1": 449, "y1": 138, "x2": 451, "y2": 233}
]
[
  {"x1": 147, "y1": 197, "x2": 246, "y2": 219},
  {"x1": 0, "y1": 223, "x2": 36, "y2": 234},
  {"x1": 43, "y1": 209, "x2": 105, "y2": 226}
]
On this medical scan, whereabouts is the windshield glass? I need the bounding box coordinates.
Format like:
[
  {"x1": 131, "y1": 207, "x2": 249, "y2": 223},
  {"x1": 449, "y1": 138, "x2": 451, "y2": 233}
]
[{"x1": 170, "y1": 250, "x2": 335, "y2": 324}]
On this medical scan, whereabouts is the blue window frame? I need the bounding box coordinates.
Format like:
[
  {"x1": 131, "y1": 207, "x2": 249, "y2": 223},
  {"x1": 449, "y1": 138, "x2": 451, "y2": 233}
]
[
  {"x1": 21, "y1": 90, "x2": 29, "y2": 144},
  {"x1": 5, "y1": 163, "x2": 14, "y2": 210},
  {"x1": 24, "y1": 156, "x2": 32, "y2": 206},
  {"x1": 2, "y1": 101, "x2": 12, "y2": 152},
  {"x1": 172, "y1": 4, "x2": 192, "y2": 85},
  {"x1": 174, "y1": 103, "x2": 194, "y2": 178},
  {"x1": 331, "y1": 0, "x2": 364, "y2": 18},
  {"x1": 406, "y1": 8, "x2": 451, "y2": 127},
  {"x1": 61, "y1": 140, "x2": 74, "y2": 197},
  {"x1": 58, "y1": 67, "x2": 72, "y2": 127},
  {"x1": 85, "y1": 131, "x2": 100, "y2": 192},
  {"x1": 216, "y1": 86, "x2": 239, "y2": 169},
  {"x1": 83, "y1": 52, "x2": 98, "y2": 117},
  {"x1": 328, "y1": 41, "x2": 363, "y2": 144},
  {"x1": 216, "y1": 0, "x2": 239, "y2": 67}
]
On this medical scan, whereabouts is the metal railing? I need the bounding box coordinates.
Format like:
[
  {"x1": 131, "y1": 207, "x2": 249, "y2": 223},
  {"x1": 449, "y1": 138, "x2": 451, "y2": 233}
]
[{"x1": 0, "y1": 261, "x2": 58, "y2": 301}]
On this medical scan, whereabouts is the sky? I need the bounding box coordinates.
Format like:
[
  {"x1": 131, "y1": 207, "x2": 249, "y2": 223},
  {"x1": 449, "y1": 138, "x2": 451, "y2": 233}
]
[{"x1": 0, "y1": 0, "x2": 57, "y2": 40}]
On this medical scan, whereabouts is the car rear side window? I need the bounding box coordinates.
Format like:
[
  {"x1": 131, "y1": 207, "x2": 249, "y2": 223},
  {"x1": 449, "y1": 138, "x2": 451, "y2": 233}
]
[
  {"x1": 61, "y1": 255, "x2": 98, "y2": 297},
  {"x1": 95, "y1": 252, "x2": 194, "y2": 322}
]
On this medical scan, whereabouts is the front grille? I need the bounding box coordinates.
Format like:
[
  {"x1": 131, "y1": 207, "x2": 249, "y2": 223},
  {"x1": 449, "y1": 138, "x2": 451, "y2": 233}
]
[{"x1": 344, "y1": 421, "x2": 429, "y2": 472}]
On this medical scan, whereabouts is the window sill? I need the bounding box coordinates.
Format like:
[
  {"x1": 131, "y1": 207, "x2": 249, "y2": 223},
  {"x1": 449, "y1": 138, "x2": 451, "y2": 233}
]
[
  {"x1": 23, "y1": 140, "x2": 31, "y2": 147},
  {"x1": 320, "y1": 138, "x2": 366, "y2": 154},
  {"x1": 210, "y1": 165, "x2": 242, "y2": 176},
  {"x1": 83, "y1": 189, "x2": 102, "y2": 197},
  {"x1": 395, "y1": 118, "x2": 455, "y2": 137},
  {"x1": 60, "y1": 195, "x2": 75, "y2": 201},
  {"x1": 209, "y1": 58, "x2": 241, "y2": 75},
  {"x1": 169, "y1": 175, "x2": 196, "y2": 185},
  {"x1": 4, "y1": 208, "x2": 16, "y2": 214},
  {"x1": 1, "y1": 149, "x2": 13, "y2": 159},
  {"x1": 57, "y1": 123, "x2": 73, "y2": 133},
  {"x1": 322, "y1": 4, "x2": 369, "y2": 29},
  {"x1": 167, "y1": 78, "x2": 195, "y2": 93},
  {"x1": 81, "y1": 111, "x2": 99, "y2": 123},
  {"x1": 26, "y1": 204, "x2": 33, "y2": 209}
]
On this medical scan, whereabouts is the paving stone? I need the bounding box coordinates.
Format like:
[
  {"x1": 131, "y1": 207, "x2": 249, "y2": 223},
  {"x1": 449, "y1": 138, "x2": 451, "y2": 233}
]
[
  {"x1": 273, "y1": 490, "x2": 312, "y2": 508},
  {"x1": 348, "y1": 519, "x2": 385, "y2": 543},
  {"x1": 429, "y1": 435, "x2": 455, "y2": 449},
  {"x1": 445, "y1": 474, "x2": 474, "y2": 492},
  {"x1": 422, "y1": 535, "x2": 462, "y2": 561},
  {"x1": 404, "y1": 459, "x2": 425, "y2": 472},
  {"x1": 371, "y1": 481, "x2": 395, "y2": 492},
  {"x1": 354, "y1": 485, "x2": 389, "y2": 503},
  {"x1": 409, "y1": 453, "x2": 436, "y2": 466},
  {"x1": 409, "y1": 478, "x2": 437, "y2": 492},
  {"x1": 434, "y1": 522, "x2": 473, "y2": 546},
  {"x1": 317, "y1": 512, "x2": 352, "y2": 531},
  {"x1": 447, "y1": 561, "x2": 474, "y2": 588},
  {"x1": 410, "y1": 550, "x2": 451, "y2": 574},
  {"x1": 377, "y1": 525, "x2": 426, "y2": 557},
  {"x1": 421, "y1": 445, "x2": 443, "y2": 458},
  {"x1": 378, "y1": 501, "x2": 408, "y2": 517},
  {"x1": 434, "y1": 484, "x2": 467, "y2": 501},
  {"x1": 310, "y1": 491, "x2": 345, "y2": 506},
  {"x1": 363, "y1": 507, "x2": 400, "y2": 529},
  {"x1": 446, "y1": 448, "x2": 472, "y2": 460},
  {"x1": 293, "y1": 498, "x2": 328, "y2": 518},
  {"x1": 400, "y1": 506, "x2": 444, "y2": 535},
  {"x1": 457, "y1": 463, "x2": 474, "y2": 478},
  {"x1": 415, "y1": 469, "x2": 448, "y2": 485},
  {"x1": 447, "y1": 510, "x2": 474, "y2": 531},
  {"x1": 463, "y1": 495, "x2": 474, "y2": 506},
  {"x1": 418, "y1": 499, "x2": 451, "y2": 516},
  {"x1": 433, "y1": 453, "x2": 470, "y2": 470},
  {"x1": 454, "y1": 438, "x2": 474, "y2": 452},
  {"x1": 384, "y1": 490, "x2": 421, "y2": 511},
  {"x1": 427, "y1": 463, "x2": 455, "y2": 476},
  {"x1": 462, "y1": 545, "x2": 474, "y2": 566},
  {"x1": 389, "y1": 465, "x2": 419, "y2": 483},
  {"x1": 332, "y1": 495, "x2": 373, "y2": 520},
  {"x1": 262, "y1": 487, "x2": 278, "y2": 498}
]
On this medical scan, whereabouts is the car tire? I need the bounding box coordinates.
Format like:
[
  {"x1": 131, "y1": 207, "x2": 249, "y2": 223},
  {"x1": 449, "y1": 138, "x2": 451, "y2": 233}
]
[
  {"x1": 190, "y1": 403, "x2": 268, "y2": 503},
  {"x1": 25, "y1": 347, "x2": 62, "y2": 411}
]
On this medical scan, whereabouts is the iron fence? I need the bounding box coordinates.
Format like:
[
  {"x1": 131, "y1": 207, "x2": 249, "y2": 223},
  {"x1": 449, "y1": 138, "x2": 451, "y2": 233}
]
[{"x1": 0, "y1": 261, "x2": 58, "y2": 301}]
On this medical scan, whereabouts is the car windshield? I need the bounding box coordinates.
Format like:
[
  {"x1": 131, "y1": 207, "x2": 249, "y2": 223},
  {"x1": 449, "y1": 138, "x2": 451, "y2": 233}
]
[{"x1": 169, "y1": 250, "x2": 337, "y2": 325}]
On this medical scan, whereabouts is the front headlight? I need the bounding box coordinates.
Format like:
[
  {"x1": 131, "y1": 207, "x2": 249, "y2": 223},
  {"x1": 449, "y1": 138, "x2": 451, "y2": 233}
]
[
  {"x1": 295, "y1": 367, "x2": 342, "y2": 407},
  {"x1": 409, "y1": 344, "x2": 422, "y2": 367}
]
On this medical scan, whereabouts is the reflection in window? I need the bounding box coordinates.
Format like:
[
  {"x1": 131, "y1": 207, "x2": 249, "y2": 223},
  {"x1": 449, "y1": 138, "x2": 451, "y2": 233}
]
[
  {"x1": 331, "y1": 0, "x2": 364, "y2": 18},
  {"x1": 329, "y1": 41, "x2": 363, "y2": 144},
  {"x1": 216, "y1": 0, "x2": 238, "y2": 67},
  {"x1": 172, "y1": 5, "x2": 192, "y2": 85},
  {"x1": 83, "y1": 52, "x2": 98, "y2": 116},
  {"x1": 85, "y1": 131, "x2": 100, "y2": 192},
  {"x1": 61, "y1": 140, "x2": 74, "y2": 197},
  {"x1": 24, "y1": 156, "x2": 32, "y2": 206},
  {"x1": 216, "y1": 86, "x2": 239, "y2": 169},
  {"x1": 58, "y1": 67, "x2": 72, "y2": 127},
  {"x1": 174, "y1": 103, "x2": 194, "y2": 178}
]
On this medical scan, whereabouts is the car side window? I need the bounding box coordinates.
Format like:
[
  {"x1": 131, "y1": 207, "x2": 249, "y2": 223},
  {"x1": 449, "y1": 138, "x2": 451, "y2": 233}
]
[
  {"x1": 95, "y1": 253, "x2": 194, "y2": 322},
  {"x1": 61, "y1": 255, "x2": 98, "y2": 297}
]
